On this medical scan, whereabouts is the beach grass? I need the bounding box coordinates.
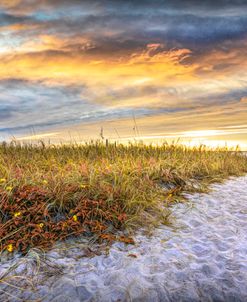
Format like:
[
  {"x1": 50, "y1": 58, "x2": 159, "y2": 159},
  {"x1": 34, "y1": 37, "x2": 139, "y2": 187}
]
[{"x1": 0, "y1": 140, "x2": 247, "y2": 254}]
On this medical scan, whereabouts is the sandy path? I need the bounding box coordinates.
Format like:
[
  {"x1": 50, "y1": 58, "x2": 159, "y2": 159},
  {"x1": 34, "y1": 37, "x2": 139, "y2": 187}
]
[{"x1": 0, "y1": 176, "x2": 247, "y2": 301}]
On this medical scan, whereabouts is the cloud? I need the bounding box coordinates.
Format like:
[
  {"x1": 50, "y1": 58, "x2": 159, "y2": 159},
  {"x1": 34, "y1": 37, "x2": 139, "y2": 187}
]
[
  {"x1": 0, "y1": 78, "x2": 169, "y2": 135},
  {"x1": 0, "y1": 12, "x2": 31, "y2": 26},
  {"x1": 0, "y1": 79, "x2": 88, "y2": 131},
  {"x1": 3, "y1": 1, "x2": 247, "y2": 14},
  {"x1": 2, "y1": 1, "x2": 247, "y2": 52},
  {"x1": 0, "y1": 0, "x2": 247, "y2": 147},
  {"x1": 0, "y1": 104, "x2": 14, "y2": 120}
]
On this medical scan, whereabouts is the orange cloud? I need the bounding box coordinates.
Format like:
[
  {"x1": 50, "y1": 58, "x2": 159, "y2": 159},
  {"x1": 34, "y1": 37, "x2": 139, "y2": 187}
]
[
  {"x1": 0, "y1": 44, "x2": 196, "y2": 109},
  {"x1": 0, "y1": 0, "x2": 21, "y2": 8},
  {"x1": 191, "y1": 39, "x2": 247, "y2": 78},
  {"x1": 0, "y1": 24, "x2": 37, "y2": 32},
  {"x1": 13, "y1": 34, "x2": 93, "y2": 53},
  {"x1": 1, "y1": 37, "x2": 246, "y2": 112}
]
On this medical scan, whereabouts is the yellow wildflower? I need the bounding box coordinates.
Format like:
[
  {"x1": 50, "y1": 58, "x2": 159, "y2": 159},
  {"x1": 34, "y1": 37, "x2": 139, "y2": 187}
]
[
  {"x1": 14, "y1": 211, "x2": 21, "y2": 217},
  {"x1": 80, "y1": 184, "x2": 87, "y2": 189},
  {"x1": 73, "y1": 215, "x2": 78, "y2": 222},
  {"x1": 0, "y1": 178, "x2": 6, "y2": 183},
  {"x1": 7, "y1": 244, "x2": 13, "y2": 252},
  {"x1": 42, "y1": 180, "x2": 48, "y2": 185},
  {"x1": 6, "y1": 186, "x2": 13, "y2": 192},
  {"x1": 39, "y1": 223, "x2": 44, "y2": 228},
  {"x1": 168, "y1": 194, "x2": 173, "y2": 198}
]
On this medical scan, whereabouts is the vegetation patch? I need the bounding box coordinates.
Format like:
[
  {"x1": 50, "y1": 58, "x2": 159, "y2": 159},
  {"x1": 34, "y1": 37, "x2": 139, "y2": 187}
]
[{"x1": 0, "y1": 141, "x2": 247, "y2": 254}]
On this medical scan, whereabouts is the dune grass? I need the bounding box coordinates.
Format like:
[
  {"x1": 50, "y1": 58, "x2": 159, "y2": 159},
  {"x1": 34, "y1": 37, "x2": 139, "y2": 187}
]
[{"x1": 0, "y1": 140, "x2": 247, "y2": 254}]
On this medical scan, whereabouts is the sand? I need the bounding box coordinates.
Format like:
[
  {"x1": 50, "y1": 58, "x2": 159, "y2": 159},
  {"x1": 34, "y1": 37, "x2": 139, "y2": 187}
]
[{"x1": 0, "y1": 175, "x2": 247, "y2": 301}]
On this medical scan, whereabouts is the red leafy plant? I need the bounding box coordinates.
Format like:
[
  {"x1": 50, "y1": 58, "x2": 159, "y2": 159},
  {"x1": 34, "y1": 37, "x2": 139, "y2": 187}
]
[{"x1": 0, "y1": 185, "x2": 134, "y2": 254}]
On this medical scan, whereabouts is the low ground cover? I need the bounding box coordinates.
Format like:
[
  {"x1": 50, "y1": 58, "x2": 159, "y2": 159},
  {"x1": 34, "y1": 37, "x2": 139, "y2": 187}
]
[{"x1": 1, "y1": 141, "x2": 247, "y2": 254}]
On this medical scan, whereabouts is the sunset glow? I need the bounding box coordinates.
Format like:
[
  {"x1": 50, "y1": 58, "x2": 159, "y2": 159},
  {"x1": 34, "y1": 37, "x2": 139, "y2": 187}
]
[{"x1": 0, "y1": 1, "x2": 247, "y2": 149}]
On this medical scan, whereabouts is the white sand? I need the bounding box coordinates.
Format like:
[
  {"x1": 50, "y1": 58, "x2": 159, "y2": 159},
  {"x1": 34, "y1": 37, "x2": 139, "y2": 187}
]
[{"x1": 0, "y1": 176, "x2": 247, "y2": 301}]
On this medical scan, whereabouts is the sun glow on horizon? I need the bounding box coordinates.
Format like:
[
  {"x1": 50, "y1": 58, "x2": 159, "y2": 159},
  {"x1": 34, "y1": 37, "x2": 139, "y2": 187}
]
[
  {"x1": 181, "y1": 130, "x2": 221, "y2": 137},
  {"x1": 0, "y1": 1, "x2": 247, "y2": 147},
  {"x1": 14, "y1": 127, "x2": 247, "y2": 151}
]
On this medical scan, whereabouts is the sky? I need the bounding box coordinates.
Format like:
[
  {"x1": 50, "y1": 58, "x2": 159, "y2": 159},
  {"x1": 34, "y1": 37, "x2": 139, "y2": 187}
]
[{"x1": 0, "y1": 0, "x2": 247, "y2": 149}]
